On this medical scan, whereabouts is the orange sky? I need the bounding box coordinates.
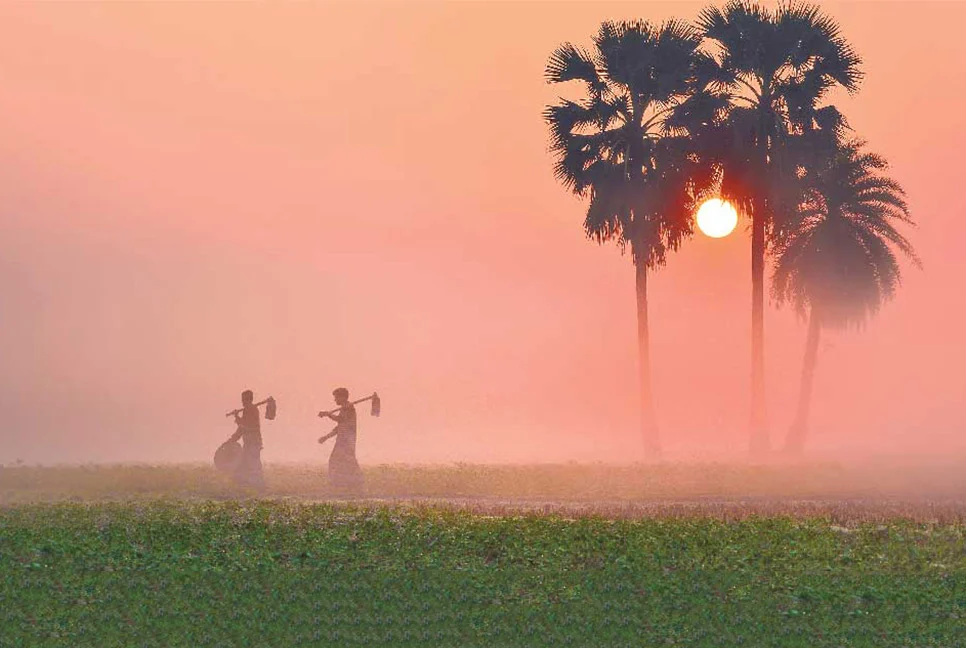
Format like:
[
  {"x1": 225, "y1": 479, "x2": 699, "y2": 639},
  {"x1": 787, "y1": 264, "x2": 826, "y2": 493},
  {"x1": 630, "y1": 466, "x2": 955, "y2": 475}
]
[{"x1": 1, "y1": 1, "x2": 963, "y2": 465}]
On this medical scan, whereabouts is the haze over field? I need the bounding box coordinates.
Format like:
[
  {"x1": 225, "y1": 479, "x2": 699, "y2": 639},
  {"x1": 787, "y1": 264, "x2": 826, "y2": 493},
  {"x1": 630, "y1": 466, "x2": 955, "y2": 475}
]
[{"x1": 1, "y1": 2, "x2": 962, "y2": 465}]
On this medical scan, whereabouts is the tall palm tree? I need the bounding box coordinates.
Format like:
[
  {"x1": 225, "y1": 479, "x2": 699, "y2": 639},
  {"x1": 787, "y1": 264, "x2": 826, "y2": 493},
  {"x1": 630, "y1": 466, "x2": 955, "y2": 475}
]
[
  {"x1": 544, "y1": 20, "x2": 721, "y2": 458},
  {"x1": 698, "y1": 1, "x2": 863, "y2": 455},
  {"x1": 772, "y1": 140, "x2": 920, "y2": 455}
]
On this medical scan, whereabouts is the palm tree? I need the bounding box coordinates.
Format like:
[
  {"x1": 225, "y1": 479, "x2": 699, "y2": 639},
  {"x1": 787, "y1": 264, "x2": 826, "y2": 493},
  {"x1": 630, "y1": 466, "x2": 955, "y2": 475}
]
[
  {"x1": 697, "y1": 1, "x2": 863, "y2": 455},
  {"x1": 772, "y1": 140, "x2": 920, "y2": 455},
  {"x1": 544, "y1": 20, "x2": 721, "y2": 458}
]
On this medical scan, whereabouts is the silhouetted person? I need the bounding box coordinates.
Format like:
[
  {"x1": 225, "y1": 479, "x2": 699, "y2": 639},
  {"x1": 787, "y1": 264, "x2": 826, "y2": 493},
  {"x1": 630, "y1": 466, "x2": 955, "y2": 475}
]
[
  {"x1": 318, "y1": 387, "x2": 363, "y2": 491},
  {"x1": 229, "y1": 389, "x2": 265, "y2": 490}
]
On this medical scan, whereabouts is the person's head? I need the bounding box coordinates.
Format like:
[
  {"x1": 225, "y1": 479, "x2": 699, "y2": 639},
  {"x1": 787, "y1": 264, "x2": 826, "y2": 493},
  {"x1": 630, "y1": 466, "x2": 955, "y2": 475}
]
[
  {"x1": 333, "y1": 387, "x2": 349, "y2": 405},
  {"x1": 242, "y1": 390, "x2": 254, "y2": 405}
]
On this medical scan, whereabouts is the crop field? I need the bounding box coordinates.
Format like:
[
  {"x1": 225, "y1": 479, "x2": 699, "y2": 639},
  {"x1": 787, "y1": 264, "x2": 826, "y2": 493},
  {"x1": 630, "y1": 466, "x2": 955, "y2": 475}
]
[{"x1": 2, "y1": 462, "x2": 966, "y2": 646}]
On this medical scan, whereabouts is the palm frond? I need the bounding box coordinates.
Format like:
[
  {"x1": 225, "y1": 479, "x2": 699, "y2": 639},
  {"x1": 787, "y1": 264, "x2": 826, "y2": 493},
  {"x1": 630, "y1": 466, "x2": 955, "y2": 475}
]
[
  {"x1": 771, "y1": 139, "x2": 919, "y2": 329},
  {"x1": 546, "y1": 43, "x2": 604, "y2": 92},
  {"x1": 699, "y1": 1, "x2": 774, "y2": 77},
  {"x1": 544, "y1": 100, "x2": 599, "y2": 147},
  {"x1": 778, "y1": 2, "x2": 863, "y2": 92}
]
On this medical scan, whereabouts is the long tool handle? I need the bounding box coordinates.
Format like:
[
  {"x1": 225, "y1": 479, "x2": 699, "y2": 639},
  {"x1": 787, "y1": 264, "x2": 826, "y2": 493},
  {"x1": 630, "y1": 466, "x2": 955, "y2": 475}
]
[
  {"x1": 225, "y1": 398, "x2": 272, "y2": 417},
  {"x1": 318, "y1": 394, "x2": 375, "y2": 417}
]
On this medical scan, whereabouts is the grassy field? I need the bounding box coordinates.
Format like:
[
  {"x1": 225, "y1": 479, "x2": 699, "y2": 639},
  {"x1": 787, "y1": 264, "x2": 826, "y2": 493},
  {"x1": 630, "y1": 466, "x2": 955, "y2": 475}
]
[
  {"x1": 2, "y1": 463, "x2": 966, "y2": 646},
  {"x1": 4, "y1": 459, "x2": 966, "y2": 500}
]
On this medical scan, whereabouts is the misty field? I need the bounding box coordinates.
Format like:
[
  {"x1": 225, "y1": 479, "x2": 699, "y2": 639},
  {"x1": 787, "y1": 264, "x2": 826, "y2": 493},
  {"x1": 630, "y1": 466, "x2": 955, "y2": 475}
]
[
  {"x1": 5, "y1": 460, "x2": 966, "y2": 524},
  {"x1": 3, "y1": 464, "x2": 966, "y2": 646}
]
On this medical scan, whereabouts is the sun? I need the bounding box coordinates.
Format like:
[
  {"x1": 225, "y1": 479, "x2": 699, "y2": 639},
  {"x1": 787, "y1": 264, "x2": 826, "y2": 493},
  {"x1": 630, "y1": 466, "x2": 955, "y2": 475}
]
[{"x1": 695, "y1": 198, "x2": 738, "y2": 238}]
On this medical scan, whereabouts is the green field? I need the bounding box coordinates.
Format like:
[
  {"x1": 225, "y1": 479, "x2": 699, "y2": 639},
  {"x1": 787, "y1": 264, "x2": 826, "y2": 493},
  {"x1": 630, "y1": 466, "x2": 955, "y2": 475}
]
[{"x1": 2, "y1": 464, "x2": 965, "y2": 646}]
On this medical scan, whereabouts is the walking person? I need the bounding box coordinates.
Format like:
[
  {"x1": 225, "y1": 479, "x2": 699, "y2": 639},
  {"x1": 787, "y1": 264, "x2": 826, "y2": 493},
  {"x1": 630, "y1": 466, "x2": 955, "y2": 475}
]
[
  {"x1": 318, "y1": 387, "x2": 364, "y2": 491},
  {"x1": 228, "y1": 389, "x2": 265, "y2": 490}
]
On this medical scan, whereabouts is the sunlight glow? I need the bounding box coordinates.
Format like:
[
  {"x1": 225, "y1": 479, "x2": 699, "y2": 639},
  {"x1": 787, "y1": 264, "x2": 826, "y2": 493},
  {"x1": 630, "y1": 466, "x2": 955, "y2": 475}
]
[{"x1": 695, "y1": 199, "x2": 738, "y2": 238}]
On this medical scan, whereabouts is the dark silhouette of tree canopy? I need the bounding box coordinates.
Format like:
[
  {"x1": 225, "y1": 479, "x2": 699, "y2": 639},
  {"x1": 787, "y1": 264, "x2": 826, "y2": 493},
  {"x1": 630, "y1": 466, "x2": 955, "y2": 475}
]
[
  {"x1": 772, "y1": 140, "x2": 920, "y2": 454},
  {"x1": 544, "y1": 20, "x2": 721, "y2": 458},
  {"x1": 697, "y1": 1, "x2": 863, "y2": 455}
]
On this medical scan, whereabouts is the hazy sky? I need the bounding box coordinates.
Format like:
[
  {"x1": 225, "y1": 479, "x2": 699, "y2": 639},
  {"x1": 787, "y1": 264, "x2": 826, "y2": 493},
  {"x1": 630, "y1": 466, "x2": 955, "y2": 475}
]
[{"x1": 1, "y1": 1, "x2": 962, "y2": 465}]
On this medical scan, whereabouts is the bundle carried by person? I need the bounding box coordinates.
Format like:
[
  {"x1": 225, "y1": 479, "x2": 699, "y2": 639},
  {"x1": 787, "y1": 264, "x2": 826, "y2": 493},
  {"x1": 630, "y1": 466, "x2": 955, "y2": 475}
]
[{"x1": 214, "y1": 439, "x2": 243, "y2": 473}]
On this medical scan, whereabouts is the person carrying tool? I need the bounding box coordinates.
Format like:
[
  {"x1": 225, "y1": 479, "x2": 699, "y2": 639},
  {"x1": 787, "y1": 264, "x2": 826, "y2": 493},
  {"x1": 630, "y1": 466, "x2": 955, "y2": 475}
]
[
  {"x1": 318, "y1": 387, "x2": 364, "y2": 490},
  {"x1": 228, "y1": 389, "x2": 265, "y2": 490}
]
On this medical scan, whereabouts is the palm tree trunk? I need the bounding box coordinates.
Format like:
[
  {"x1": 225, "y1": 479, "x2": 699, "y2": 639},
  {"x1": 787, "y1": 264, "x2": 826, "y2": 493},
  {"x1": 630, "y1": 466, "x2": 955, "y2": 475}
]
[
  {"x1": 749, "y1": 197, "x2": 768, "y2": 457},
  {"x1": 785, "y1": 310, "x2": 821, "y2": 455},
  {"x1": 749, "y1": 111, "x2": 770, "y2": 458},
  {"x1": 635, "y1": 260, "x2": 661, "y2": 459}
]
